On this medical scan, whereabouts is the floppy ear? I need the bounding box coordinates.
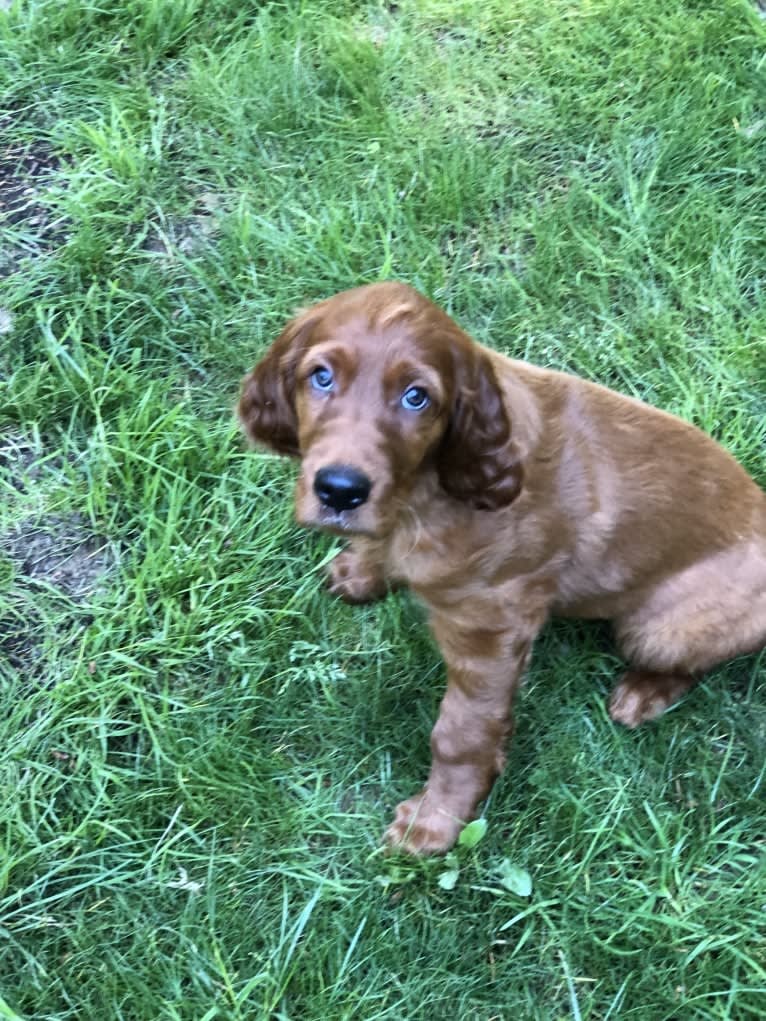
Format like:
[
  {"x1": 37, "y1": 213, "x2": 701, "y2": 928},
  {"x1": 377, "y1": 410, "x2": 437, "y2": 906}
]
[
  {"x1": 238, "y1": 311, "x2": 316, "y2": 457},
  {"x1": 436, "y1": 341, "x2": 523, "y2": 511}
]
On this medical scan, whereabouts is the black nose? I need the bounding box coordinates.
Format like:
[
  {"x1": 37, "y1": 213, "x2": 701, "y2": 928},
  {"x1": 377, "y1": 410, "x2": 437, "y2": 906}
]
[{"x1": 314, "y1": 465, "x2": 372, "y2": 512}]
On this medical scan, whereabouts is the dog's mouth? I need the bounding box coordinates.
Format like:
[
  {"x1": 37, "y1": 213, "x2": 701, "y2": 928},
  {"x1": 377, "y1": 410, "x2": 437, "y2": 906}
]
[{"x1": 306, "y1": 506, "x2": 379, "y2": 537}]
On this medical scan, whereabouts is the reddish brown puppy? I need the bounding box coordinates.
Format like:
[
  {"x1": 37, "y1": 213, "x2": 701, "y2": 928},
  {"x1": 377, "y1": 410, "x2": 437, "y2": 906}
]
[{"x1": 239, "y1": 282, "x2": 766, "y2": 854}]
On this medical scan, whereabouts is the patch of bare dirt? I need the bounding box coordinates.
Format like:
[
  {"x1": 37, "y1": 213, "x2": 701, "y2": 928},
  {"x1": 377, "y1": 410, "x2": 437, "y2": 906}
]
[
  {"x1": 0, "y1": 432, "x2": 114, "y2": 672},
  {"x1": 141, "y1": 191, "x2": 223, "y2": 261},
  {"x1": 0, "y1": 431, "x2": 48, "y2": 490},
  {"x1": 3, "y1": 513, "x2": 112, "y2": 601},
  {"x1": 0, "y1": 131, "x2": 66, "y2": 275}
]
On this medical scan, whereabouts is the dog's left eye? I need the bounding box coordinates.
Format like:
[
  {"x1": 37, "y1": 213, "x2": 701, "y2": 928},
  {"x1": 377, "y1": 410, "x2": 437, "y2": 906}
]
[
  {"x1": 401, "y1": 386, "x2": 430, "y2": 411},
  {"x1": 310, "y1": 366, "x2": 335, "y2": 392}
]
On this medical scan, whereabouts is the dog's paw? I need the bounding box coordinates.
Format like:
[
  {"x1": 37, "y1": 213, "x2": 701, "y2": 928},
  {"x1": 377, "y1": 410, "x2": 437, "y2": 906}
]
[
  {"x1": 326, "y1": 549, "x2": 388, "y2": 604},
  {"x1": 383, "y1": 792, "x2": 465, "y2": 855},
  {"x1": 609, "y1": 670, "x2": 694, "y2": 727}
]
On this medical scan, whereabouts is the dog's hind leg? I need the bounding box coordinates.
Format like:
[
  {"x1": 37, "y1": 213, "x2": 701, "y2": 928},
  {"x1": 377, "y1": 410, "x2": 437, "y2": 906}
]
[{"x1": 609, "y1": 541, "x2": 766, "y2": 727}]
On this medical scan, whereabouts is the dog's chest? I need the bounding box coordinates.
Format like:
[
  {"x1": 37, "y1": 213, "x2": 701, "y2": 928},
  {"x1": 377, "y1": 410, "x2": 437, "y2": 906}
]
[{"x1": 385, "y1": 516, "x2": 493, "y2": 590}]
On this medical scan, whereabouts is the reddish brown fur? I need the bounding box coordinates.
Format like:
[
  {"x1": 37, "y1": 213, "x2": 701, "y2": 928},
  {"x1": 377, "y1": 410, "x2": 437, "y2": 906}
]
[{"x1": 239, "y1": 281, "x2": 766, "y2": 854}]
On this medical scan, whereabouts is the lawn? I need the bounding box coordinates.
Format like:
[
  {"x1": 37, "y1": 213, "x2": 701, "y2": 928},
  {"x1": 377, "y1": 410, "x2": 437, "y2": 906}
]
[{"x1": 1, "y1": 1, "x2": 766, "y2": 1018}]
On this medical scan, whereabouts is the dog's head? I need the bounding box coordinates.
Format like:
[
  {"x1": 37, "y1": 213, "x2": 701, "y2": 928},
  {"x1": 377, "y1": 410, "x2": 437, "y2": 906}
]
[{"x1": 239, "y1": 282, "x2": 523, "y2": 537}]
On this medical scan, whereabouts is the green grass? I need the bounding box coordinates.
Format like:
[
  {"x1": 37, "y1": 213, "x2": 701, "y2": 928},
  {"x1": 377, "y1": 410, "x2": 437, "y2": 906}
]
[{"x1": 1, "y1": 0, "x2": 766, "y2": 1017}]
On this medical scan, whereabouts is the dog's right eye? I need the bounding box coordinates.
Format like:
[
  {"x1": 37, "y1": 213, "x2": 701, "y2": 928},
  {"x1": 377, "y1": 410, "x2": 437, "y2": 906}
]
[
  {"x1": 401, "y1": 386, "x2": 430, "y2": 411},
  {"x1": 310, "y1": 366, "x2": 334, "y2": 392}
]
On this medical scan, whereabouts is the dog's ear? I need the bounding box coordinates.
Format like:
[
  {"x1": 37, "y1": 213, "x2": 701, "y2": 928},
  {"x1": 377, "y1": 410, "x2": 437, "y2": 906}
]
[
  {"x1": 238, "y1": 310, "x2": 316, "y2": 457},
  {"x1": 436, "y1": 338, "x2": 523, "y2": 510}
]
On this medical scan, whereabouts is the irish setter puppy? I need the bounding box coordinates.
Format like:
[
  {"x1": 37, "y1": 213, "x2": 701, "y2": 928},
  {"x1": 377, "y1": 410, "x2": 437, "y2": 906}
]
[{"x1": 239, "y1": 281, "x2": 766, "y2": 854}]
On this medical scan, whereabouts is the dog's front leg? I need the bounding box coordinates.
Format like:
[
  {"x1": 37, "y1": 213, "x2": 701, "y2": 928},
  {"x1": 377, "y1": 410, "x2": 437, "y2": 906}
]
[
  {"x1": 326, "y1": 538, "x2": 393, "y2": 604},
  {"x1": 385, "y1": 601, "x2": 548, "y2": 854}
]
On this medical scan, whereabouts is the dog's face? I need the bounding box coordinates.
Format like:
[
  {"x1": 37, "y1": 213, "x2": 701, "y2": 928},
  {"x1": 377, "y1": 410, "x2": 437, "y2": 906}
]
[
  {"x1": 239, "y1": 282, "x2": 522, "y2": 538},
  {"x1": 290, "y1": 308, "x2": 455, "y2": 536}
]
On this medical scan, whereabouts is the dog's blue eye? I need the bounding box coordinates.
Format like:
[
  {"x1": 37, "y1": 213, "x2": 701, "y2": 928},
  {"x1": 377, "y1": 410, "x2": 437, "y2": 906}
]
[
  {"x1": 401, "y1": 386, "x2": 430, "y2": 411},
  {"x1": 310, "y1": 366, "x2": 334, "y2": 392}
]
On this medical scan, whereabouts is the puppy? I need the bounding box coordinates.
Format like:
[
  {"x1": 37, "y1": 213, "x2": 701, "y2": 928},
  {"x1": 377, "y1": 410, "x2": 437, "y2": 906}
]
[{"x1": 239, "y1": 281, "x2": 766, "y2": 853}]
